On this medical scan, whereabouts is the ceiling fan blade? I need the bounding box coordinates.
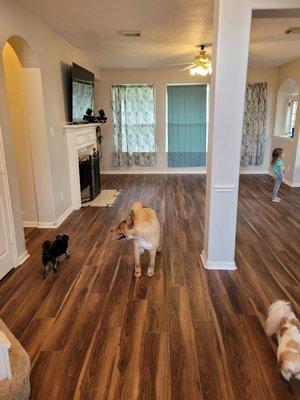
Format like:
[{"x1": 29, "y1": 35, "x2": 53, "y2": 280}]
[
  {"x1": 170, "y1": 62, "x2": 193, "y2": 66},
  {"x1": 181, "y1": 64, "x2": 196, "y2": 71}
]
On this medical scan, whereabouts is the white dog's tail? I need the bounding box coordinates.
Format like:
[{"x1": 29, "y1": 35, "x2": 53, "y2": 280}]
[{"x1": 265, "y1": 300, "x2": 295, "y2": 336}]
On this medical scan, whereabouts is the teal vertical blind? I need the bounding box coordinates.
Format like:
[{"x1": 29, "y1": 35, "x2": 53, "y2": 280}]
[{"x1": 167, "y1": 84, "x2": 207, "y2": 167}]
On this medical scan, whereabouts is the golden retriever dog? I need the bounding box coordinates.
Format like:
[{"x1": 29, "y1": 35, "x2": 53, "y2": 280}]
[
  {"x1": 266, "y1": 300, "x2": 300, "y2": 382},
  {"x1": 112, "y1": 202, "x2": 161, "y2": 277}
]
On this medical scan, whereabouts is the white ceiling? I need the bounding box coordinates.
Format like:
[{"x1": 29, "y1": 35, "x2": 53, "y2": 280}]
[
  {"x1": 18, "y1": 0, "x2": 300, "y2": 69},
  {"x1": 249, "y1": 17, "x2": 300, "y2": 67}
]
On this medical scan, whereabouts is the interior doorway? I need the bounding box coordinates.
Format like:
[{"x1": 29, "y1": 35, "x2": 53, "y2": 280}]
[{"x1": 2, "y1": 36, "x2": 46, "y2": 230}]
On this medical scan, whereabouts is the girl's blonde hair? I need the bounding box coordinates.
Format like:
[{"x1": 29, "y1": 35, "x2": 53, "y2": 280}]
[{"x1": 271, "y1": 148, "x2": 283, "y2": 165}]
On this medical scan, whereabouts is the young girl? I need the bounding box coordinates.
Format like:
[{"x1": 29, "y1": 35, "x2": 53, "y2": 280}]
[{"x1": 271, "y1": 147, "x2": 285, "y2": 203}]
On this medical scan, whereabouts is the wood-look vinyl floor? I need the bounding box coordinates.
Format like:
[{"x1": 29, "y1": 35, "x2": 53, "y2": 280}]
[{"x1": 0, "y1": 174, "x2": 299, "y2": 400}]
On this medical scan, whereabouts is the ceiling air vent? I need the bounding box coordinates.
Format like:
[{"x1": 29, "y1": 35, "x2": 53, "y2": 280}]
[
  {"x1": 119, "y1": 30, "x2": 141, "y2": 38},
  {"x1": 285, "y1": 27, "x2": 300, "y2": 34}
]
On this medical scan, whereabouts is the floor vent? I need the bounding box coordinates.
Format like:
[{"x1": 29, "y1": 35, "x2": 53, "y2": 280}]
[{"x1": 119, "y1": 30, "x2": 141, "y2": 38}]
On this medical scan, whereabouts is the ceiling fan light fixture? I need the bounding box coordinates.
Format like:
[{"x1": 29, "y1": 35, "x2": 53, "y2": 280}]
[
  {"x1": 190, "y1": 65, "x2": 211, "y2": 76},
  {"x1": 189, "y1": 47, "x2": 212, "y2": 76}
]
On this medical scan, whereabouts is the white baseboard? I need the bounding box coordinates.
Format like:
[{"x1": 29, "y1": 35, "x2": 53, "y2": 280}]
[
  {"x1": 17, "y1": 250, "x2": 30, "y2": 266},
  {"x1": 240, "y1": 170, "x2": 268, "y2": 174},
  {"x1": 54, "y1": 206, "x2": 74, "y2": 228},
  {"x1": 37, "y1": 221, "x2": 56, "y2": 228},
  {"x1": 102, "y1": 169, "x2": 269, "y2": 175},
  {"x1": 284, "y1": 180, "x2": 300, "y2": 188},
  {"x1": 23, "y1": 220, "x2": 38, "y2": 228},
  {"x1": 267, "y1": 171, "x2": 300, "y2": 187},
  {"x1": 36, "y1": 206, "x2": 74, "y2": 229},
  {"x1": 101, "y1": 170, "x2": 206, "y2": 174},
  {"x1": 200, "y1": 250, "x2": 237, "y2": 271}
]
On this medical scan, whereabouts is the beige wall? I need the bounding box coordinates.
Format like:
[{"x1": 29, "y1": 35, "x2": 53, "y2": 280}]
[
  {"x1": 271, "y1": 58, "x2": 300, "y2": 185},
  {"x1": 0, "y1": 0, "x2": 101, "y2": 257},
  {"x1": 3, "y1": 43, "x2": 37, "y2": 222},
  {"x1": 96, "y1": 67, "x2": 277, "y2": 173},
  {"x1": 96, "y1": 69, "x2": 210, "y2": 173}
]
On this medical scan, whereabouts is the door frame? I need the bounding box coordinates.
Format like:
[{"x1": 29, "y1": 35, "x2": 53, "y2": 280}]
[{"x1": 0, "y1": 124, "x2": 19, "y2": 269}]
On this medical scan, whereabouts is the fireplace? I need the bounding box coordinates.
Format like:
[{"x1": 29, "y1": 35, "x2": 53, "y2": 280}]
[
  {"x1": 64, "y1": 123, "x2": 100, "y2": 209},
  {"x1": 79, "y1": 149, "x2": 101, "y2": 203}
]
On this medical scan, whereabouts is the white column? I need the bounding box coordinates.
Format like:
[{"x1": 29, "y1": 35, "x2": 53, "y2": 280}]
[
  {"x1": 201, "y1": 0, "x2": 252, "y2": 270},
  {"x1": 202, "y1": 0, "x2": 300, "y2": 270}
]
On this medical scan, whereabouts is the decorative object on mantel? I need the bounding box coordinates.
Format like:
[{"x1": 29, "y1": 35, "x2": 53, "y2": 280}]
[
  {"x1": 96, "y1": 109, "x2": 107, "y2": 123},
  {"x1": 96, "y1": 125, "x2": 103, "y2": 147},
  {"x1": 82, "y1": 189, "x2": 121, "y2": 208},
  {"x1": 83, "y1": 108, "x2": 96, "y2": 123},
  {"x1": 83, "y1": 108, "x2": 107, "y2": 124}
]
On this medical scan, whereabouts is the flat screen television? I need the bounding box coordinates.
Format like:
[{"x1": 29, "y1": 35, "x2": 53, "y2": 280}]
[{"x1": 71, "y1": 62, "x2": 94, "y2": 123}]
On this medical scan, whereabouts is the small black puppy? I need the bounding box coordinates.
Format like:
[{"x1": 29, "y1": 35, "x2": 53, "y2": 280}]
[{"x1": 42, "y1": 234, "x2": 69, "y2": 277}]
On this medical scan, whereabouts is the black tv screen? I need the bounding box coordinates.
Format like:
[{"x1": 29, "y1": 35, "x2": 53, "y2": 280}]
[{"x1": 71, "y1": 63, "x2": 94, "y2": 122}]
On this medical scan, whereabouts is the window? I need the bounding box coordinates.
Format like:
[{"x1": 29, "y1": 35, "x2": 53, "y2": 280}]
[
  {"x1": 285, "y1": 99, "x2": 298, "y2": 138},
  {"x1": 111, "y1": 84, "x2": 157, "y2": 167},
  {"x1": 274, "y1": 78, "x2": 298, "y2": 139},
  {"x1": 167, "y1": 84, "x2": 207, "y2": 167}
]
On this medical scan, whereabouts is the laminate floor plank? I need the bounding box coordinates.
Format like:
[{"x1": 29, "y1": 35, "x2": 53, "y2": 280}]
[
  {"x1": 211, "y1": 294, "x2": 269, "y2": 400},
  {"x1": 168, "y1": 286, "x2": 203, "y2": 400},
  {"x1": 100, "y1": 255, "x2": 134, "y2": 327},
  {"x1": 76, "y1": 326, "x2": 122, "y2": 400},
  {"x1": 49, "y1": 293, "x2": 106, "y2": 400},
  {"x1": 108, "y1": 299, "x2": 147, "y2": 400},
  {"x1": 42, "y1": 265, "x2": 98, "y2": 351},
  {"x1": 193, "y1": 320, "x2": 234, "y2": 400},
  {"x1": 140, "y1": 332, "x2": 171, "y2": 400}
]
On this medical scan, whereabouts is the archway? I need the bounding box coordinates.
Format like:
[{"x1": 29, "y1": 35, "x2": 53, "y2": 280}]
[
  {"x1": 274, "y1": 78, "x2": 298, "y2": 139},
  {"x1": 2, "y1": 35, "x2": 50, "y2": 234}
]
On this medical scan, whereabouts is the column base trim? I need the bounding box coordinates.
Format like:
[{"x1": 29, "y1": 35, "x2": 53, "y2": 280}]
[
  {"x1": 17, "y1": 250, "x2": 30, "y2": 267},
  {"x1": 23, "y1": 220, "x2": 38, "y2": 228},
  {"x1": 201, "y1": 250, "x2": 237, "y2": 270}
]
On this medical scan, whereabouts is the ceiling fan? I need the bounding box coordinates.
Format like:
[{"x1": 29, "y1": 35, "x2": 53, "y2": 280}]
[{"x1": 173, "y1": 44, "x2": 212, "y2": 76}]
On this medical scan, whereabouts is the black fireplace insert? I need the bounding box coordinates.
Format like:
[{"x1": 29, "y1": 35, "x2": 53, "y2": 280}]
[{"x1": 79, "y1": 148, "x2": 101, "y2": 203}]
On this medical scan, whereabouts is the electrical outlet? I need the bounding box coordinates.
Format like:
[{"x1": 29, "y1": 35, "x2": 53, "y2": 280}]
[
  {"x1": 50, "y1": 126, "x2": 55, "y2": 137},
  {"x1": 60, "y1": 191, "x2": 64, "y2": 200}
]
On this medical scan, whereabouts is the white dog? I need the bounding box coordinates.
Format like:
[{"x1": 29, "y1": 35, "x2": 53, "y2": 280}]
[{"x1": 265, "y1": 300, "x2": 300, "y2": 382}]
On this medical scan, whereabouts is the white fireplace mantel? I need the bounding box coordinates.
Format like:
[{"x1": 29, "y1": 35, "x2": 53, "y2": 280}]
[{"x1": 64, "y1": 124, "x2": 98, "y2": 210}]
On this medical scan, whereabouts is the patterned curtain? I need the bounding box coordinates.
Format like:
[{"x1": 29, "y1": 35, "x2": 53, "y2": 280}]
[
  {"x1": 241, "y1": 83, "x2": 267, "y2": 166},
  {"x1": 111, "y1": 84, "x2": 157, "y2": 167}
]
